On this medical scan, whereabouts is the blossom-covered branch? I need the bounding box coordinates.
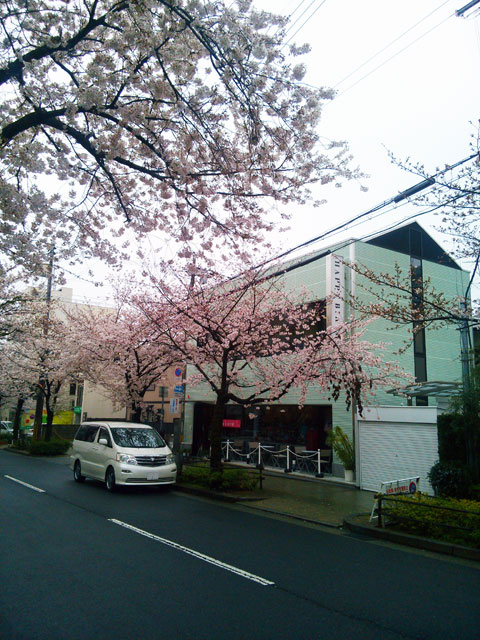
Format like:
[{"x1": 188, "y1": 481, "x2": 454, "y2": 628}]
[{"x1": 0, "y1": 0, "x2": 359, "y2": 273}]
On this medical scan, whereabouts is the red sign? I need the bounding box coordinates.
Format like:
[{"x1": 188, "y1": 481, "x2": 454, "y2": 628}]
[{"x1": 222, "y1": 419, "x2": 241, "y2": 429}]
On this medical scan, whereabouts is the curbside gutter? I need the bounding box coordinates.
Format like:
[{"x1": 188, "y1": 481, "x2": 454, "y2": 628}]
[{"x1": 344, "y1": 514, "x2": 480, "y2": 562}]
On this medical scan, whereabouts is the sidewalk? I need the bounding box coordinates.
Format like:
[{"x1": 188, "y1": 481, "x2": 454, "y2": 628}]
[
  {"x1": 177, "y1": 471, "x2": 480, "y2": 561},
  {"x1": 178, "y1": 469, "x2": 374, "y2": 528}
]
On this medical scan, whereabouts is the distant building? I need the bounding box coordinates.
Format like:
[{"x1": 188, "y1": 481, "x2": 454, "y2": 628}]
[{"x1": 182, "y1": 222, "x2": 470, "y2": 479}]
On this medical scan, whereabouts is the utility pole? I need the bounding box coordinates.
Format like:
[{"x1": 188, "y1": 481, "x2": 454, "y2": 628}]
[
  {"x1": 460, "y1": 300, "x2": 472, "y2": 393},
  {"x1": 33, "y1": 248, "x2": 54, "y2": 440},
  {"x1": 173, "y1": 266, "x2": 196, "y2": 468}
]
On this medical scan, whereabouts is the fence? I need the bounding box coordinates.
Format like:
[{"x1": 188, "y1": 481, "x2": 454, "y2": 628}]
[
  {"x1": 375, "y1": 494, "x2": 480, "y2": 548},
  {"x1": 221, "y1": 440, "x2": 331, "y2": 477}
]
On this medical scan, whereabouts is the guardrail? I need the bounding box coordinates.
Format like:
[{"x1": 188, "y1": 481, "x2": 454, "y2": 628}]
[{"x1": 221, "y1": 440, "x2": 330, "y2": 477}]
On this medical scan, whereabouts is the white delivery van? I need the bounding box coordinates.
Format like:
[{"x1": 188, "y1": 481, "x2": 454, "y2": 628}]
[{"x1": 70, "y1": 421, "x2": 177, "y2": 491}]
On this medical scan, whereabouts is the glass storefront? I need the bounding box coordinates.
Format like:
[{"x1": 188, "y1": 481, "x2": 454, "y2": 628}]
[{"x1": 191, "y1": 402, "x2": 332, "y2": 455}]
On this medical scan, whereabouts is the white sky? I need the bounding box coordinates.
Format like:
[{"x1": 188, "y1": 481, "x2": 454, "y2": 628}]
[{"x1": 64, "y1": 0, "x2": 480, "y2": 303}]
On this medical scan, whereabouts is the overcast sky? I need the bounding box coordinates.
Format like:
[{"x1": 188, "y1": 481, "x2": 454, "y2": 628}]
[
  {"x1": 258, "y1": 0, "x2": 479, "y2": 246},
  {"x1": 65, "y1": 0, "x2": 480, "y2": 302}
]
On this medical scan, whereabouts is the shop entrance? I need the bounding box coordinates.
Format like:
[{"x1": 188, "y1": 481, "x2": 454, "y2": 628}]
[{"x1": 191, "y1": 402, "x2": 332, "y2": 455}]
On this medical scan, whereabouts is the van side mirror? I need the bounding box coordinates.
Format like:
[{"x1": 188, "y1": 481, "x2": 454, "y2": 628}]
[{"x1": 98, "y1": 438, "x2": 108, "y2": 446}]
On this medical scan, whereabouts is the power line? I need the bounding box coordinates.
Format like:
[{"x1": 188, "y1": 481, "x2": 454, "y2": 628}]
[
  {"x1": 336, "y1": 12, "x2": 453, "y2": 97},
  {"x1": 456, "y1": 0, "x2": 480, "y2": 17},
  {"x1": 283, "y1": 0, "x2": 329, "y2": 46},
  {"x1": 251, "y1": 152, "x2": 478, "y2": 278},
  {"x1": 287, "y1": 0, "x2": 312, "y2": 21},
  {"x1": 284, "y1": 0, "x2": 319, "y2": 35},
  {"x1": 261, "y1": 191, "x2": 468, "y2": 284},
  {"x1": 334, "y1": 0, "x2": 451, "y2": 89}
]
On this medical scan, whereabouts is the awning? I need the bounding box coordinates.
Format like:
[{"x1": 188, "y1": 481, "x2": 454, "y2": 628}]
[{"x1": 387, "y1": 381, "x2": 462, "y2": 398}]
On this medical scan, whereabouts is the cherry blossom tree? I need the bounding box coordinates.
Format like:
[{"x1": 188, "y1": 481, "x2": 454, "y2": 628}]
[
  {"x1": 67, "y1": 303, "x2": 177, "y2": 420},
  {"x1": 350, "y1": 261, "x2": 476, "y2": 333},
  {"x1": 0, "y1": 299, "x2": 82, "y2": 440},
  {"x1": 0, "y1": 0, "x2": 359, "y2": 273},
  {"x1": 386, "y1": 140, "x2": 480, "y2": 316},
  {"x1": 135, "y1": 265, "x2": 407, "y2": 470}
]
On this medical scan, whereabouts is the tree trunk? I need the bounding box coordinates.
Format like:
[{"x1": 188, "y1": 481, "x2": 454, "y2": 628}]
[
  {"x1": 13, "y1": 396, "x2": 24, "y2": 442},
  {"x1": 131, "y1": 404, "x2": 142, "y2": 422},
  {"x1": 209, "y1": 395, "x2": 226, "y2": 472},
  {"x1": 33, "y1": 383, "x2": 44, "y2": 440},
  {"x1": 44, "y1": 404, "x2": 54, "y2": 442}
]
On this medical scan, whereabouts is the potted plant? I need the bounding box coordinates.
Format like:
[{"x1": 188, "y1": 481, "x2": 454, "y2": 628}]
[{"x1": 327, "y1": 426, "x2": 355, "y2": 482}]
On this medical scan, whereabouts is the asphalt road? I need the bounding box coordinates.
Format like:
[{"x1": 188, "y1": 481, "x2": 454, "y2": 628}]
[{"x1": 1, "y1": 450, "x2": 479, "y2": 640}]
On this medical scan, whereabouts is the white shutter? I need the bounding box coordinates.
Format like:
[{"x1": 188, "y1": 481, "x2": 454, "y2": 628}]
[{"x1": 358, "y1": 420, "x2": 438, "y2": 495}]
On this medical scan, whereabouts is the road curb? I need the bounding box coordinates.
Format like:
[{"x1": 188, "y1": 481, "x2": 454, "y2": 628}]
[
  {"x1": 241, "y1": 502, "x2": 342, "y2": 528},
  {"x1": 174, "y1": 483, "x2": 264, "y2": 503},
  {"x1": 174, "y1": 484, "x2": 342, "y2": 528},
  {"x1": 1, "y1": 446, "x2": 30, "y2": 456},
  {"x1": 344, "y1": 514, "x2": 480, "y2": 561}
]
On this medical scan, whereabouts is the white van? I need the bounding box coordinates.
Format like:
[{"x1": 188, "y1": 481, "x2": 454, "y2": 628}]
[{"x1": 70, "y1": 421, "x2": 177, "y2": 491}]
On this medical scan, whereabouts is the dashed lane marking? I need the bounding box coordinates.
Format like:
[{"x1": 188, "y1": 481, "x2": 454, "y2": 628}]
[
  {"x1": 109, "y1": 518, "x2": 275, "y2": 586},
  {"x1": 4, "y1": 475, "x2": 45, "y2": 493}
]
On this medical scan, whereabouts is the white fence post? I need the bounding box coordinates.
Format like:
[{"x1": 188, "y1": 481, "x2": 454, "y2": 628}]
[{"x1": 316, "y1": 449, "x2": 324, "y2": 478}]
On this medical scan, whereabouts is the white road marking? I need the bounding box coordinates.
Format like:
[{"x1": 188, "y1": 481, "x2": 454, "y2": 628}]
[
  {"x1": 109, "y1": 518, "x2": 275, "y2": 586},
  {"x1": 4, "y1": 475, "x2": 45, "y2": 493}
]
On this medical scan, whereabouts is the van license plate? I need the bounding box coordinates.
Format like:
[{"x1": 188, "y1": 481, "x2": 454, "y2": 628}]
[{"x1": 147, "y1": 473, "x2": 159, "y2": 480}]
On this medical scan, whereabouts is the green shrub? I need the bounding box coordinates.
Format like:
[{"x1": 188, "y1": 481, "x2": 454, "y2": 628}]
[
  {"x1": 0, "y1": 430, "x2": 13, "y2": 443},
  {"x1": 327, "y1": 426, "x2": 355, "y2": 470},
  {"x1": 28, "y1": 439, "x2": 70, "y2": 456},
  {"x1": 385, "y1": 492, "x2": 480, "y2": 548},
  {"x1": 180, "y1": 464, "x2": 258, "y2": 491},
  {"x1": 437, "y1": 412, "x2": 467, "y2": 464},
  {"x1": 427, "y1": 460, "x2": 472, "y2": 498},
  {"x1": 470, "y1": 484, "x2": 480, "y2": 502}
]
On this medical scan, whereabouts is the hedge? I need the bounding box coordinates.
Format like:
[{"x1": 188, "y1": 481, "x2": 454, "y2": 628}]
[
  {"x1": 384, "y1": 492, "x2": 480, "y2": 549},
  {"x1": 180, "y1": 464, "x2": 259, "y2": 491},
  {"x1": 28, "y1": 439, "x2": 71, "y2": 456}
]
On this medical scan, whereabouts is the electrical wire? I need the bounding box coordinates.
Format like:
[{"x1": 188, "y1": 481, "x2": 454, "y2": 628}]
[
  {"x1": 249, "y1": 152, "x2": 478, "y2": 275},
  {"x1": 258, "y1": 191, "x2": 468, "y2": 285},
  {"x1": 284, "y1": 0, "x2": 318, "y2": 35},
  {"x1": 334, "y1": 0, "x2": 452, "y2": 89},
  {"x1": 336, "y1": 12, "x2": 453, "y2": 97},
  {"x1": 283, "y1": 0, "x2": 328, "y2": 46}
]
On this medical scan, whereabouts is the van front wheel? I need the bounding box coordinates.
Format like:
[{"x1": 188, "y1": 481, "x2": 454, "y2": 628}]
[{"x1": 105, "y1": 467, "x2": 116, "y2": 492}]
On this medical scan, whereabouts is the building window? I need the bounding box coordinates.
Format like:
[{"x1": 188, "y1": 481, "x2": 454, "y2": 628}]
[
  {"x1": 69, "y1": 383, "x2": 76, "y2": 396},
  {"x1": 410, "y1": 254, "x2": 428, "y2": 406},
  {"x1": 410, "y1": 228, "x2": 422, "y2": 258}
]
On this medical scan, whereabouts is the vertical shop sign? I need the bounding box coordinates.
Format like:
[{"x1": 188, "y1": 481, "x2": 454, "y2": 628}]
[{"x1": 326, "y1": 254, "x2": 345, "y2": 326}]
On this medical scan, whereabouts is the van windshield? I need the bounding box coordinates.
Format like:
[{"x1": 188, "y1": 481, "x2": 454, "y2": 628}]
[{"x1": 110, "y1": 428, "x2": 166, "y2": 449}]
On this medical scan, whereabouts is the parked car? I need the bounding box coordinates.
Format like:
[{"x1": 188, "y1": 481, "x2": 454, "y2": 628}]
[
  {"x1": 70, "y1": 421, "x2": 177, "y2": 491},
  {"x1": 0, "y1": 421, "x2": 13, "y2": 432}
]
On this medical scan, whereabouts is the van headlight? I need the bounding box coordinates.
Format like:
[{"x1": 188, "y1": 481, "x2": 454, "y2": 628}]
[
  {"x1": 116, "y1": 453, "x2": 137, "y2": 465},
  {"x1": 166, "y1": 453, "x2": 175, "y2": 465}
]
